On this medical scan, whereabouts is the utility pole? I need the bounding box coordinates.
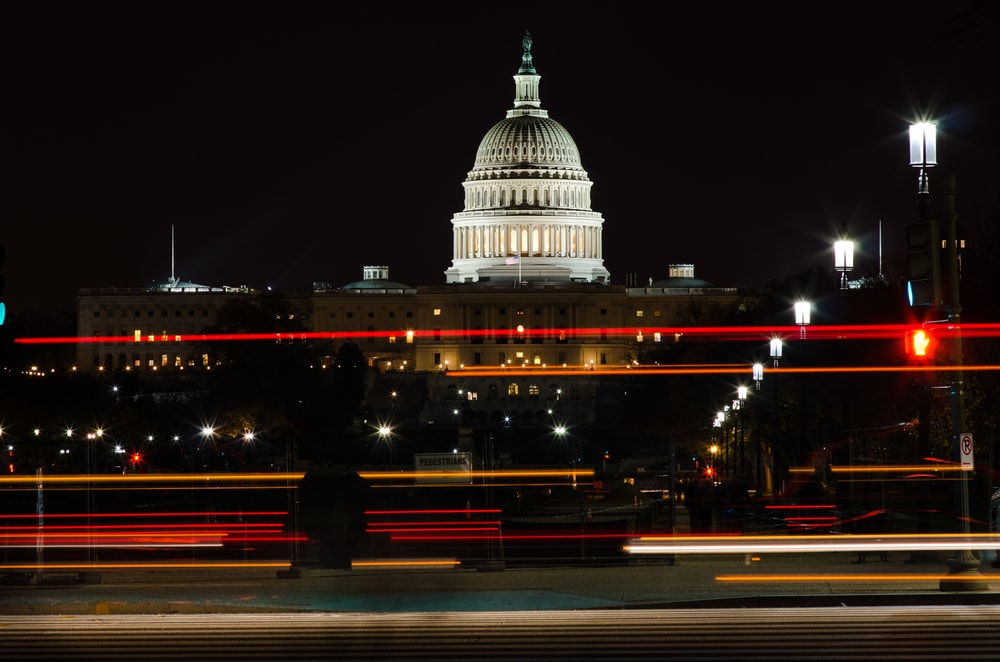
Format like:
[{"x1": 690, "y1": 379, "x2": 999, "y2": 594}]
[{"x1": 937, "y1": 175, "x2": 985, "y2": 591}]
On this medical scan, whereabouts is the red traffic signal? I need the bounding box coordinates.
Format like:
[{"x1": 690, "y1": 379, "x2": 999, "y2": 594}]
[{"x1": 905, "y1": 328, "x2": 934, "y2": 358}]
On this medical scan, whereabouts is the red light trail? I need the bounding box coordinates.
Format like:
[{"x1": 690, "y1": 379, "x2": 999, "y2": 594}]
[{"x1": 15, "y1": 322, "x2": 1000, "y2": 345}]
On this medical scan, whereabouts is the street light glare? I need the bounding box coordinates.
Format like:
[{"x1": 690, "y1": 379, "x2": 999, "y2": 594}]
[{"x1": 908, "y1": 122, "x2": 937, "y2": 166}]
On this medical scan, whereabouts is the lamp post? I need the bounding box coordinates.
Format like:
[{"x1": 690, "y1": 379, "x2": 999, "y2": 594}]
[
  {"x1": 909, "y1": 121, "x2": 984, "y2": 591},
  {"x1": 714, "y1": 409, "x2": 728, "y2": 483},
  {"x1": 770, "y1": 338, "x2": 783, "y2": 494},
  {"x1": 834, "y1": 239, "x2": 854, "y2": 291},
  {"x1": 794, "y1": 300, "x2": 811, "y2": 339},
  {"x1": 795, "y1": 300, "x2": 812, "y2": 472},
  {"x1": 736, "y1": 386, "x2": 748, "y2": 484},
  {"x1": 753, "y1": 362, "x2": 764, "y2": 493},
  {"x1": 85, "y1": 429, "x2": 103, "y2": 571}
]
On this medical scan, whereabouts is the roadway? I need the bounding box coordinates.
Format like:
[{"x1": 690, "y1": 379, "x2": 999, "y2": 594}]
[{"x1": 2, "y1": 552, "x2": 1000, "y2": 614}]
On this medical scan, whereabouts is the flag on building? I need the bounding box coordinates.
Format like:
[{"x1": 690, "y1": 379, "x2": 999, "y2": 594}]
[{"x1": 505, "y1": 255, "x2": 519, "y2": 265}]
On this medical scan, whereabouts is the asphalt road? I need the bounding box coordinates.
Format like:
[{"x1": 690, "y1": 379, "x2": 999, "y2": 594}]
[{"x1": 2, "y1": 552, "x2": 1000, "y2": 615}]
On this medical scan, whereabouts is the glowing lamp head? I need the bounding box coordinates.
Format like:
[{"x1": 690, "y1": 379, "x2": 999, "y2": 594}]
[{"x1": 909, "y1": 122, "x2": 937, "y2": 167}]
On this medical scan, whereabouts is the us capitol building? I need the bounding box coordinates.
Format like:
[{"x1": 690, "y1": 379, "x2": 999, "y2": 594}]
[{"x1": 75, "y1": 33, "x2": 750, "y2": 429}]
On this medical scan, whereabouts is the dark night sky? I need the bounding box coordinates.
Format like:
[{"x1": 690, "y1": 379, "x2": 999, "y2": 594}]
[{"x1": 7, "y1": 2, "x2": 998, "y2": 316}]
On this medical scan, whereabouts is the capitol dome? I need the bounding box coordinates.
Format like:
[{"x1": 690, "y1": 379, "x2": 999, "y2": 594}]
[
  {"x1": 473, "y1": 115, "x2": 583, "y2": 171},
  {"x1": 444, "y1": 32, "x2": 610, "y2": 286}
]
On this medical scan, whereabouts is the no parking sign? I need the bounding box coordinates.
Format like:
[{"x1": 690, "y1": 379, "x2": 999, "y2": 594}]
[{"x1": 960, "y1": 433, "x2": 974, "y2": 469}]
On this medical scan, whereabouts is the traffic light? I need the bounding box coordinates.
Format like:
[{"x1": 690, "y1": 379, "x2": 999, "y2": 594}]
[
  {"x1": 905, "y1": 328, "x2": 934, "y2": 358},
  {"x1": 905, "y1": 219, "x2": 941, "y2": 307}
]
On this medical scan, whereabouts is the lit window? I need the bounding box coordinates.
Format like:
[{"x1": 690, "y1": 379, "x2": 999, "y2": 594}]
[
  {"x1": 636, "y1": 310, "x2": 644, "y2": 317},
  {"x1": 433, "y1": 308, "x2": 442, "y2": 316}
]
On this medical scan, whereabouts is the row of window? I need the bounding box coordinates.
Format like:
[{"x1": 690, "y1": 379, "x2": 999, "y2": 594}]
[
  {"x1": 432, "y1": 351, "x2": 609, "y2": 367},
  {"x1": 325, "y1": 310, "x2": 415, "y2": 319},
  {"x1": 447, "y1": 383, "x2": 582, "y2": 400},
  {"x1": 324, "y1": 307, "x2": 662, "y2": 321},
  {"x1": 94, "y1": 353, "x2": 211, "y2": 370},
  {"x1": 92, "y1": 309, "x2": 216, "y2": 318}
]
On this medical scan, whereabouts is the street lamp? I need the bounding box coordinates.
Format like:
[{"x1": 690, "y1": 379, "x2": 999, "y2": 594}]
[
  {"x1": 770, "y1": 339, "x2": 783, "y2": 493},
  {"x1": 834, "y1": 239, "x2": 854, "y2": 290},
  {"x1": 753, "y1": 362, "x2": 764, "y2": 492},
  {"x1": 907, "y1": 121, "x2": 942, "y2": 308},
  {"x1": 736, "y1": 386, "x2": 748, "y2": 483},
  {"x1": 909, "y1": 120, "x2": 984, "y2": 591},
  {"x1": 714, "y1": 408, "x2": 730, "y2": 482},
  {"x1": 794, "y1": 301, "x2": 811, "y2": 339},
  {"x1": 909, "y1": 121, "x2": 937, "y2": 193}
]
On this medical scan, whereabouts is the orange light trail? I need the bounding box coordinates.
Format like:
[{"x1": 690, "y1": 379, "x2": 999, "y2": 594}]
[
  {"x1": 0, "y1": 473, "x2": 304, "y2": 485},
  {"x1": 0, "y1": 561, "x2": 294, "y2": 571},
  {"x1": 351, "y1": 559, "x2": 461, "y2": 568},
  {"x1": 716, "y1": 573, "x2": 997, "y2": 583}
]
